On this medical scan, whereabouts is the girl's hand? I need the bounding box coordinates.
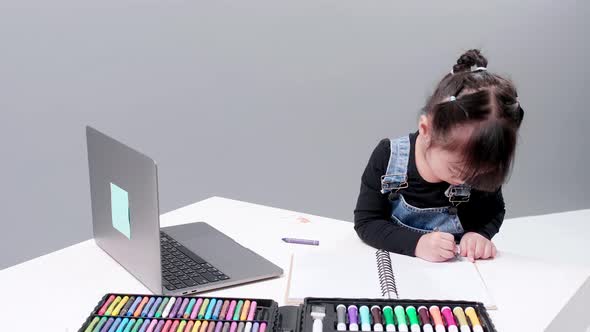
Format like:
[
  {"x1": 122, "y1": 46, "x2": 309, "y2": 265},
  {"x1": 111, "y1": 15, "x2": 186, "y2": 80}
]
[
  {"x1": 459, "y1": 232, "x2": 497, "y2": 262},
  {"x1": 415, "y1": 231, "x2": 457, "y2": 262}
]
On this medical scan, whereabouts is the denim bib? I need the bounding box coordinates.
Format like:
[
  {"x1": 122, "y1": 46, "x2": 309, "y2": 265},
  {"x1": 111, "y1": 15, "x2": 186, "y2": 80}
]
[{"x1": 380, "y1": 136, "x2": 470, "y2": 235}]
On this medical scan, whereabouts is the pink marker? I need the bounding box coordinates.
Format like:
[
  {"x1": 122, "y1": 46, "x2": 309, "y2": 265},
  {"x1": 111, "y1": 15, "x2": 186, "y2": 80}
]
[
  {"x1": 259, "y1": 323, "x2": 267, "y2": 332},
  {"x1": 230, "y1": 322, "x2": 238, "y2": 332},
  {"x1": 191, "y1": 298, "x2": 204, "y2": 319},
  {"x1": 226, "y1": 301, "x2": 237, "y2": 320},
  {"x1": 441, "y1": 307, "x2": 459, "y2": 332},
  {"x1": 247, "y1": 301, "x2": 258, "y2": 320},
  {"x1": 146, "y1": 319, "x2": 158, "y2": 332},
  {"x1": 98, "y1": 295, "x2": 116, "y2": 315}
]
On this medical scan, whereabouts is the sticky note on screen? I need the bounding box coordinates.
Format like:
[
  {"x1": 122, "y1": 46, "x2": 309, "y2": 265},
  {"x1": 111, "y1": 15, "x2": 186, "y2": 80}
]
[{"x1": 110, "y1": 182, "x2": 131, "y2": 239}]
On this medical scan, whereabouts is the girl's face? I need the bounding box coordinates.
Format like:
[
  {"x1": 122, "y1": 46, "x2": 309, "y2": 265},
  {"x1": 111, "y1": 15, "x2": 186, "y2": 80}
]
[
  {"x1": 424, "y1": 145, "x2": 467, "y2": 185},
  {"x1": 419, "y1": 114, "x2": 473, "y2": 186}
]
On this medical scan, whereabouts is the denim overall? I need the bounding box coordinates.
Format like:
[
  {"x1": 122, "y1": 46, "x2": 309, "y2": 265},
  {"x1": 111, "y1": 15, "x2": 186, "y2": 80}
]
[{"x1": 380, "y1": 136, "x2": 471, "y2": 236}]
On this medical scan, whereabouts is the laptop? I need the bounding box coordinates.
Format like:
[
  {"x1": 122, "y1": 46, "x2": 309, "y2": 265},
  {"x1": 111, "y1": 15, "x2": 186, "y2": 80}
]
[{"x1": 86, "y1": 126, "x2": 283, "y2": 296}]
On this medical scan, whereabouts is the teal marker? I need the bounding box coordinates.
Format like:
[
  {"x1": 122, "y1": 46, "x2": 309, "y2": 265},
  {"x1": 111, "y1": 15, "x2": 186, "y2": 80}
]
[
  {"x1": 185, "y1": 298, "x2": 197, "y2": 318},
  {"x1": 155, "y1": 298, "x2": 169, "y2": 318},
  {"x1": 359, "y1": 306, "x2": 372, "y2": 332},
  {"x1": 92, "y1": 316, "x2": 108, "y2": 332},
  {"x1": 233, "y1": 300, "x2": 244, "y2": 321},
  {"x1": 123, "y1": 319, "x2": 136, "y2": 332},
  {"x1": 394, "y1": 306, "x2": 408, "y2": 332},
  {"x1": 205, "y1": 299, "x2": 218, "y2": 320},
  {"x1": 131, "y1": 319, "x2": 143, "y2": 332}
]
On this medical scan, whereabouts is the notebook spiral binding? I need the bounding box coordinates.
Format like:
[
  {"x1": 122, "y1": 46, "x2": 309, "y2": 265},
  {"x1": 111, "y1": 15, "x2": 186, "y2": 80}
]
[{"x1": 376, "y1": 250, "x2": 399, "y2": 299}]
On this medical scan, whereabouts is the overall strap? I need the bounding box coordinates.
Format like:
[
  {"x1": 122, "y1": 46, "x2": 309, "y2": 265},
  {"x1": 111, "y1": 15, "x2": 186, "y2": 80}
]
[{"x1": 380, "y1": 136, "x2": 410, "y2": 194}]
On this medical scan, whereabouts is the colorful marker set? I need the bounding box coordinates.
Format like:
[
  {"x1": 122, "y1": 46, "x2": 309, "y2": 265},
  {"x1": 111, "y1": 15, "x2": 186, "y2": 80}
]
[
  {"x1": 81, "y1": 294, "x2": 275, "y2": 332},
  {"x1": 335, "y1": 304, "x2": 485, "y2": 332},
  {"x1": 83, "y1": 317, "x2": 269, "y2": 332}
]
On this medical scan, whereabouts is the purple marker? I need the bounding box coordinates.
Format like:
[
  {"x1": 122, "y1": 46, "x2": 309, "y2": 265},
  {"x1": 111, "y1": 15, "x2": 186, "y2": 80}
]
[
  {"x1": 177, "y1": 298, "x2": 190, "y2": 318},
  {"x1": 348, "y1": 305, "x2": 359, "y2": 331},
  {"x1": 281, "y1": 238, "x2": 319, "y2": 246},
  {"x1": 215, "y1": 321, "x2": 224, "y2": 332},
  {"x1": 169, "y1": 297, "x2": 183, "y2": 318},
  {"x1": 230, "y1": 322, "x2": 238, "y2": 332}
]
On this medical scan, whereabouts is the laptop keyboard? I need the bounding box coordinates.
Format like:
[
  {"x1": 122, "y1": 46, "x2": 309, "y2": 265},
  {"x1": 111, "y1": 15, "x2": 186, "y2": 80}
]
[{"x1": 160, "y1": 232, "x2": 229, "y2": 291}]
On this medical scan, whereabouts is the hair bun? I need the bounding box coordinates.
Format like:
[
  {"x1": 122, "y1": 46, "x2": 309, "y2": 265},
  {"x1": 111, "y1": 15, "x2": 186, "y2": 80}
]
[{"x1": 452, "y1": 49, "x2": 488, "y2": 73}]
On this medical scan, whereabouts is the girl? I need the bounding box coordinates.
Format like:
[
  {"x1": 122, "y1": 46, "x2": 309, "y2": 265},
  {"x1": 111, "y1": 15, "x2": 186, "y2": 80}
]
[{"x1": 354, "y1": 49, "x2": 524, "y2": 262}]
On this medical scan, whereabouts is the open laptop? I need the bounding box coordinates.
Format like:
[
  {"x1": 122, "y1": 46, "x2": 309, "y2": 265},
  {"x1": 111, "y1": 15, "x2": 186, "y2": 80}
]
[{"x1": 86, "y1": 126, "x2": 283, "y2": 296}]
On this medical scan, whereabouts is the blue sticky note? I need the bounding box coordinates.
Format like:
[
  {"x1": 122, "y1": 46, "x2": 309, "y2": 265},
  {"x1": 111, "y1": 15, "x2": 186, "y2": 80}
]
[{"x1": 110, "y1": 182, "x2": 131, "y2": 239}]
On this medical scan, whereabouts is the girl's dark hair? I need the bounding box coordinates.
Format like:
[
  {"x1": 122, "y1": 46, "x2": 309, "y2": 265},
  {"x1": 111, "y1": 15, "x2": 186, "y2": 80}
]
[{"x1": 423, "y1": 49, "x2": 525, "y2": 191}]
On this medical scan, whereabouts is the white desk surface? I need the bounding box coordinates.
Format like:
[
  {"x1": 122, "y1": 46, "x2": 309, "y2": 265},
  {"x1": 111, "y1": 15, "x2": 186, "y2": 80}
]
[{"x1": 0, "y1": 197, "x2": 588, "y2": 332}]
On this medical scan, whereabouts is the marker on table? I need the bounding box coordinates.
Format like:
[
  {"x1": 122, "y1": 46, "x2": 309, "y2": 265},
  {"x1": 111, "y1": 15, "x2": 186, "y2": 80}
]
[
  {"x1": 127, "y1": 297, "x2": 143, "y2": 316},
  {"x1": 170, "y1": 297, "x2": 184, "y2": 318},
  {"x1": 148, "y1": 297, "x2": 163, "y2": 318},
  {"x1": 177, "y1": 298, "x2": 190, "y2": 318},
  {"x1": 177, "y1": 320, "x2": 187, "y2": 332},
  {"x1": 116, "y1": 317, "x2": 130, "y2": 332},
  {"x1": 207, "y1": 321, "x2": 217, "y2": 332},
  {"x1": 109, "y1": 318, "x2": 123, "y2": 332},
  {"x1": 213, "y1": 299, "x2": 224, "y2": 320},
  {"x1": 441, "y1": 307, "x2": 458, "y2": 332},
  {"x1": 244, "y1": 322, "x2": 253, "y2": 332},
  {"x1": 394, "y1": 306, "x2": 408, "y2": 332},
  {"x1": 359, "y1": 306, "x2": 372, "y2": 332},
  {"x1": 382, "y1": 306, "x2": 396, "y2": 332},
  {"x1": 124, "y1": 318, "x2": 137, "y2": 332},
  {"x1": 120, "y1": 297, "x2": 136, "y2": 317},
  {"x1": 205, "y1": 299, "x2": 218, "y2": 320},
  {"x1": 138, "y1": 319, "x2": 151, "y2": 332},
  {"x1": 101, "y1": 317, "x2": 115, "y2": 332},
  {"x1": 113, "y1": 296, "x2": 130, "y2": 316},
  {"x1": 259, "y1": 323, "x2": 266, "y2": 332},
  {"x1": 186, "y1": 321, "x2": 195, "y2": 332},
  {"x1": 226, "y1": 301, "x2": 237, "y2": 320},
  {"x1": 417, "y1": 307, "x2": 433, "y2": 332},
  {"x1": 229, "y1": 322, "x2": 238, "y2": 332},
  {"x1": 199, "y1": 299, "x2": 211, "y2": 319},
  {"x1": 369, "y1": 306, "x2": 384, "y2": 332},
  {"x1": 145, "y1": 319, "x2": 158, "y2": 332},
  {"x1": 200, "y1": 321, "x2": 210, "y2": 332},
  {"x1": 237, "y1": 322, "x2": 246, "y2": 332},
  {"x1": 233, "y1": 301, "x2": 244, "y2": 321},
  {"x1": 452, "y1": 307, "x2": 471, "y2": 332},
  {"x1": 405, "y1": 306, "x2": 420, "y2": 332},
  {"x1": 141, "y1": 297, "x2": 156, "y2": 317},
  {"x1": 347, "y1": 305, "x2": 359, "y2": 331},
  {"x1": 281, "y1": 238, "x2": 320, "y2": 246},
  {"x1": 92, "y1": 316, "x2": 106, "y2": 332},
  {"x1": 191, "y1": 321, "x2": 202, "y2": 332},
  {"x1": 215, "y1": 322, "x2": 224, "y2": 332},
  {"x1": 220, "y1": 300, "x2": 231, "y2": 320},
  {"x1": 161, "y1": 320, "x2": 172, "y2": 332},
  {"x1": 464, "y1": 307, "x2": 483, "y2": 332},
  {"x1": 154, "y1": 320, "x2": 165, "y2": 332},
  {"x1": 131, "y1": 318, "x2": 143, "y2": 332},
  {"x1": 134, "y1": 297, "x2": 150, "y2": 317},
  {"x1": 252, "y1": 322, "x2": 260, "y2": 332},
  {"x1": 429, "y1": 306, "x2": 445, "y2": 332},
  {"x1": 106, "y1": 296, "x2": 123, "y2": 316},
  {"x1": 336, "y1": 305, "x2": 347, "y2": 331},
  {"x1": 221, "y1": 322, "x2": 231, "y2": 332},
  {"x1": 185, "y1": 298, "x2": 197, "y2": 319}
]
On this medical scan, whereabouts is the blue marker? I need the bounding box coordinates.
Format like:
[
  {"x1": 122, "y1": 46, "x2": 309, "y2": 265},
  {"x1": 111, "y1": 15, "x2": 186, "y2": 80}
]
[
  {"x1": 108, "y1": 318, "x2": 122, "y2": 332},
  {"x1": 141, "y1": 297, "x2": 156, "y2": 317},
  {"x1": 212, "y1": 299, "x2": 224, "y2": 320},
  {"x1": 127, "y1": 297, "x2": 142, "y2": 316},
  {"x1": 148, "y1": 297, "x2": 162, "y2": 317},
  {"x1": 115, "y1": 318, "x2": 129, "y2": 332},
  {"x1": 138, "y1": 319, "x2": 150, "y2": 332},
  {"x1": 205, "y1": 299, "x2": 218, "y2": 320},
  {"x1": 100, "y1": 317, "x2": 115, "y2": 332}
]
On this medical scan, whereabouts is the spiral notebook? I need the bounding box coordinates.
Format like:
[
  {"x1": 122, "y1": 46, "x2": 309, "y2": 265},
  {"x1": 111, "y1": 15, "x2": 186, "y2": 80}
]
[{"x1": 286, "y1": 248, "x2": 496, "y2": 309}]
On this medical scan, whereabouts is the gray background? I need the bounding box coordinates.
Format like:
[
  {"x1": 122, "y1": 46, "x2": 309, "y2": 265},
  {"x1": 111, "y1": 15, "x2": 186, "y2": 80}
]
[{"x1": 1, "y1": 0, "x2": 588, "y2": 270}]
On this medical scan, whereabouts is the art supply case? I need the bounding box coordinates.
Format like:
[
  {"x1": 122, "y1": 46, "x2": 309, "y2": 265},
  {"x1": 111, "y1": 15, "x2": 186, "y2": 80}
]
[{"x1": 80, "y1": 294, "x2": 497, "y2": 332}]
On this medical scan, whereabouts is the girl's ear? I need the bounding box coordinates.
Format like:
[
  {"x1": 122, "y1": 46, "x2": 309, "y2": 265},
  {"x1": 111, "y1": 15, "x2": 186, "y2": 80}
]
[{"x1": 418, "y1": 114, "x2": 432, "y2": 142}]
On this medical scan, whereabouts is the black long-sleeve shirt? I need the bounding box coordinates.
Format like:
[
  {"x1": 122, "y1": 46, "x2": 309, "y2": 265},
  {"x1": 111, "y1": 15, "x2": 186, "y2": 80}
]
[{"x1": 354, "y1": 133, "x2": 505, "y2": 256}]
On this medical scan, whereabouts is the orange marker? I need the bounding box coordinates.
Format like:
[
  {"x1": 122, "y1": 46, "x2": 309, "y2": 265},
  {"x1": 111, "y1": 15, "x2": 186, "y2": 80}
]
[
  {"x1": 429, "y1": 306, "x2": 445, "y2": 332},
  {"x1": 185, "y1": 321, "x2": 195, "y2": 332},
  {"x1": 134, "y1": 297, "x2": 150, "y2": 317},
  {"x1": 200, "y1": 321, "x2": 210, "y2": 332},
  {"x1": 240, "y1": 301, "x2": 251, "y2": 321}
]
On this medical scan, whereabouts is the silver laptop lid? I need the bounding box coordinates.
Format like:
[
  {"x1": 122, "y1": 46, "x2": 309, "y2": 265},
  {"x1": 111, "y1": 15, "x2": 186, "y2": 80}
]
[{"x1": 86, "y1": 126, "x2": 163, "y2": 293}]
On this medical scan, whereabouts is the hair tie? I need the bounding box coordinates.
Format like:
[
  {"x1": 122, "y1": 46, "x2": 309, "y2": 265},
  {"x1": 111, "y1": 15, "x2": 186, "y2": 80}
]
[{"x1": 472, "y1": 66, "x2": 487, "y2": 72}]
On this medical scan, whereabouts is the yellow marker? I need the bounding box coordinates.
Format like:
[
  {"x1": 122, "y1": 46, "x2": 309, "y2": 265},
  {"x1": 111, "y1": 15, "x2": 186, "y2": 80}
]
[
  {"x1": 199, "y1": 299, "x2": 210, "y2": 319},
  {"x1": 191, "y1": 321, "x2": 203, "y2": 332},
  {"x1": 112, "y1": 296, "x2": 130, "y2": 316},
  {"x1": 105, "y1": 296, "x2": 122, "y2": 316},
  {"x1": 177, "y1": 320, "x2": 187, "y2": 332},
  {"x1": 240, "y1": 301, "x2": 251, "y2": 321},
  {"x1": 453, "y1": 307, "x2": 470, "y2": 332},
  {"x1": 465, "y1": 307, "x2": 483, "y2": 332},
  {"x1": 200, "y1": 321, "x2": 210, "y2": 332}
]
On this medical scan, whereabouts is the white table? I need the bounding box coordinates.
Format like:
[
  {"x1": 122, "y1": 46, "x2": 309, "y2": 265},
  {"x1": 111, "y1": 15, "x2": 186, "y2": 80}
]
[{"x1": 0, "y1": 197, "x2": 588, "y2": 332}]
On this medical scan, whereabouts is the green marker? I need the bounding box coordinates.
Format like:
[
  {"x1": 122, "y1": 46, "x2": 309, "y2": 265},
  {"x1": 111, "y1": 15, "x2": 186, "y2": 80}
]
[
  {"x1": 155, "y1": 298, "x2": 169, "y2": 318},
  {"x1": 123, "y1": 319, "x2": 136, "y2": 332},
  {"x1": 405, "y1": 306, "x2": 420, "y2": 332},
  {"x1": 198, "y1": 299, "x2": 210, "y2": 319},
  {"x1": 131, "y1": 318, "x2": 143, "y2": 332},
  {"x1": 84, "y1": 317, "x2": 100, "y2": 332},
  {"x1": 394, "y1": 306, "x2": 408, "y2": 332},
  {"x1": 93, "y1": 316, "x2": 108, "y2": 332},
  {"x1": 233, "y1": 300, "x2": 244, "y2": 320},
  {"x1": 382, "y1": 306, "x2": 395, "y2": 332}
]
